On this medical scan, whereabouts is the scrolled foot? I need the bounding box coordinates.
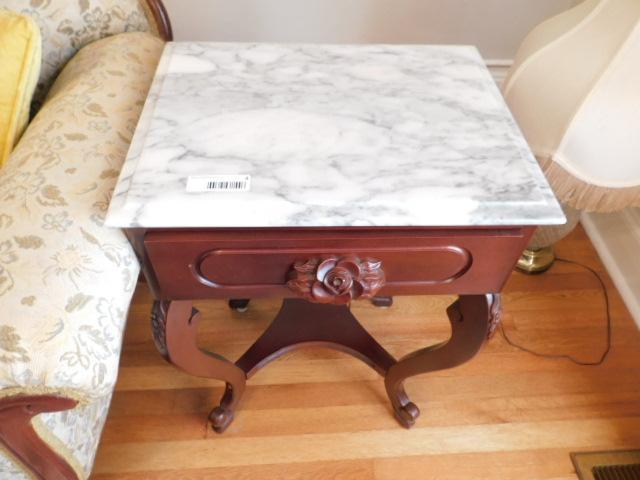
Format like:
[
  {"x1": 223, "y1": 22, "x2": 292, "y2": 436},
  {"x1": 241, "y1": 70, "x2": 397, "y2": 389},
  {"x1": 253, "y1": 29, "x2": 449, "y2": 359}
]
[
  {"x1": 394, "y1": 401, "x2": 420, "y2": 428},
  {"x1": 209, "y1": 406, "x2": 235, "y2": 433},
  {"x1": 371, "y1": 296, "x2": 393, "y2": 308},
  {"x1": 229, "y1": 299, "x2": 250, "y2": 313}
]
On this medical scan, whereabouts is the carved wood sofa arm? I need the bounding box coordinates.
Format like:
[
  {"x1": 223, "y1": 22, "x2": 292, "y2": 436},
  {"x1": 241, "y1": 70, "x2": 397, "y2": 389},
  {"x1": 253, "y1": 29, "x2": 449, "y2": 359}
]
[{"x1": 0, "y1": 395, "x2": 80, "y2": 480}]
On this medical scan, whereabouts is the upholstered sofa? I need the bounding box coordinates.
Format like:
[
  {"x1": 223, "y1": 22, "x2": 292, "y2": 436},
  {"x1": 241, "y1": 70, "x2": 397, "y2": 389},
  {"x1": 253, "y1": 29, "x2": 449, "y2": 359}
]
[{"x1": 0, "y1": 1, "x2": 170, "y2": 479}]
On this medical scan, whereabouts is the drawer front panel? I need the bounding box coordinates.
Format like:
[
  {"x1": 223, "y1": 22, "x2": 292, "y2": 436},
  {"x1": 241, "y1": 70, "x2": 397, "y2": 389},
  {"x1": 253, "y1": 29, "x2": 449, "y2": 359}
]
[
  {"x1": 196, "y1": 246, "x2": 471, "y2": 289},
  {"x1": 144, "y1": 228, "x2": 533, "y2": 300}
]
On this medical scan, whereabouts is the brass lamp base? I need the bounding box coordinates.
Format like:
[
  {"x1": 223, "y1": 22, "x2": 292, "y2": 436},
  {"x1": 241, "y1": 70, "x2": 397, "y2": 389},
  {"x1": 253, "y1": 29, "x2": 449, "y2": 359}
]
[{"x1": 516, "y1": 247, "x2": 555, "y2": 274}]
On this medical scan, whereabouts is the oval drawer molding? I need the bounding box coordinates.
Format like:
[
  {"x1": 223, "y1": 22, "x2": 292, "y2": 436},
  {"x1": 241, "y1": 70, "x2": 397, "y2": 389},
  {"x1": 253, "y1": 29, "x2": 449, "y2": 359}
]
[{"x1": 194, "y1": 246, "x2": 472, "y2": 291}]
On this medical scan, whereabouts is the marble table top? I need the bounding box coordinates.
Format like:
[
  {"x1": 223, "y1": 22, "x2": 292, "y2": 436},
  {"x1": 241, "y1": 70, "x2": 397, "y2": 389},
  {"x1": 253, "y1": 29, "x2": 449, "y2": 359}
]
[{"x1": 106, "y1": 42, "x2": 565, "y2": 228}]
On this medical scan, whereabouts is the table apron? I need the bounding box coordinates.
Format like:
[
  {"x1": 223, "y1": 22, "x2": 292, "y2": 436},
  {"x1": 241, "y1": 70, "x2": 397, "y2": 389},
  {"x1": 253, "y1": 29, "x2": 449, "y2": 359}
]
[{"x1": 139, "y1": 227, "x2": 534, "y2": 300}]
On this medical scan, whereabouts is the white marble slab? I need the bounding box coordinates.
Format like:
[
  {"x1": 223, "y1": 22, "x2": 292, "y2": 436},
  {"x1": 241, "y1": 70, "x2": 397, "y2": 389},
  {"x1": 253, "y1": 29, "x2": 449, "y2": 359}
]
[{"x1": 106, "y1": 42, "x2": 565, "y2": 228}]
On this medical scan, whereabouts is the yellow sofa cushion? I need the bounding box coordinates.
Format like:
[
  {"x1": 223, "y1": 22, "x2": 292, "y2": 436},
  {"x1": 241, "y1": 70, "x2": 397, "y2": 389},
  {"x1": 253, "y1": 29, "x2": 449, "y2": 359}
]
[
  {"x1": 1, "y1": 1, "x2": 155, "y2": 113},
  {"x1": 0, "y1": 10, "x2": 41, "y2": 166}
]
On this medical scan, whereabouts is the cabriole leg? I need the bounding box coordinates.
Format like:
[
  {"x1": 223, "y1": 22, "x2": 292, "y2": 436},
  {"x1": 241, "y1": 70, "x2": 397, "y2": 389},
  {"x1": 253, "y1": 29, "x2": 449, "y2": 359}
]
[
  {"x1": 151, "y1": 300, "x2": 247, "y2": 432},
  {"x1": 384, "y1": 294, "x2": 497, "y2": 428}
]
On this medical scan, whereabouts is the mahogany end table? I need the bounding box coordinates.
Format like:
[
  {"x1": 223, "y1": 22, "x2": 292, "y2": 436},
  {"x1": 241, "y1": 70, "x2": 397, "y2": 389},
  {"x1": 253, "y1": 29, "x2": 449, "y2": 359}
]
[{"x1": 106, "y1": 42, "x2": 565, "y2": 433}]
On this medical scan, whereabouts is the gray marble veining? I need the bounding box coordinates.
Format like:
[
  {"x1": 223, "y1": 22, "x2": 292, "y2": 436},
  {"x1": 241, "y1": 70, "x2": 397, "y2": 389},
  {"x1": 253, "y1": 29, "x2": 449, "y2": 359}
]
[{"x1": 106, "y1": 42, "x2": 565, "y2": 228}]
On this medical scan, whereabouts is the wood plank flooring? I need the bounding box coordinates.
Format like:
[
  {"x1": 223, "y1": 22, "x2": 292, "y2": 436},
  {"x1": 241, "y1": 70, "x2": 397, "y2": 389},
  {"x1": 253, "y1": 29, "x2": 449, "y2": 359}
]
[{"x1": 93, "y1": 225, "x2": 640, "y2": 479}]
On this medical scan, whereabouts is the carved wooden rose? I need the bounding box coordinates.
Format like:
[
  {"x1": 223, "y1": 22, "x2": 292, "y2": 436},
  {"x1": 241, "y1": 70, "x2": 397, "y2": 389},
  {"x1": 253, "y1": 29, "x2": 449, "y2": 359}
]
[{"x1": 287, "y1": 255, "x2": 385, "y2": 304}]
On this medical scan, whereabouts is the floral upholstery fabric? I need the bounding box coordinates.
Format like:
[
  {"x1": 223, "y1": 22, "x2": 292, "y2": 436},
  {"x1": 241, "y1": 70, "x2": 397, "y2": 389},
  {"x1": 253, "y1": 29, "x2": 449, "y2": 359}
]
[
  {"x1": 0, "y1": 32, "x2": 163, "y2": 478},
  {"x1": 38, "y1": 394, "x2": 114, "y2": 478},
  {"x1": 0, "y1": 454, "x2": 29, "y2": 480},
  {"x1": 0, "y1": 0, "x2": 155, "y2": 111}
]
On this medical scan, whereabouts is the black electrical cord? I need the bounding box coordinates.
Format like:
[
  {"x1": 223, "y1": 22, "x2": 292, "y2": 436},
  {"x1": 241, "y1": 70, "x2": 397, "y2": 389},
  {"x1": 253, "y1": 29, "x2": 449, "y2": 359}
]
[{"x1": 499, "y1": 257, "x2": 612, "y2": 366}]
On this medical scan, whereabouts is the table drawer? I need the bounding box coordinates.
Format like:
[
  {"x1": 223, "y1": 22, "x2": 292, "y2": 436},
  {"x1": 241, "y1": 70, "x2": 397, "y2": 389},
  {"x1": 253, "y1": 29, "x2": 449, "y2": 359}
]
[{"x1": 144, "y1": 228, "x2": 533, "y2": 300}]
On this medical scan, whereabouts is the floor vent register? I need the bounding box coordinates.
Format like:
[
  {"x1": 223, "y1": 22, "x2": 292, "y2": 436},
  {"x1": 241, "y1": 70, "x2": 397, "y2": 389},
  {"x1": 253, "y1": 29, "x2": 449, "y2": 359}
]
[{"x1": 572, "y1": 450, "x2": 640, "y2": 480}]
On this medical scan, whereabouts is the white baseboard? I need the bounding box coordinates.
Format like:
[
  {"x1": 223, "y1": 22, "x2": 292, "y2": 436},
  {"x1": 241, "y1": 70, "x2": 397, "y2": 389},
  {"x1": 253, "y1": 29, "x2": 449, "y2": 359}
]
[{"x1": 582, "y1": 209, "x2": 640, "y2": 329}]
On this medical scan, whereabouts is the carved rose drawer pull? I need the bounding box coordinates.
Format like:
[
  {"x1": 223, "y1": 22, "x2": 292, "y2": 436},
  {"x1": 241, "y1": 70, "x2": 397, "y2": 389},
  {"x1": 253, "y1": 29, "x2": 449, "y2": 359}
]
[{"x1": 287, "y1": 255, "x2": 386, "y2": 304}]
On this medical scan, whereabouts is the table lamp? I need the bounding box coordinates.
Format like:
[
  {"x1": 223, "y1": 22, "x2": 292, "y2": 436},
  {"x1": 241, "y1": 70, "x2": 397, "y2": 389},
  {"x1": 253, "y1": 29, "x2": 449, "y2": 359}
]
[{"x1": 503, "y1": 0, "x2": 640, "y2": 272}]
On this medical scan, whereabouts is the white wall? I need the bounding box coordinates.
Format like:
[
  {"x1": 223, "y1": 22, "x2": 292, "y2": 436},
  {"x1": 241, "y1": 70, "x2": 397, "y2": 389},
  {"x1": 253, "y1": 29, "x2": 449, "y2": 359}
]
[{"x1": 163, "y1": 0, "x2": 577, "y2": 61}]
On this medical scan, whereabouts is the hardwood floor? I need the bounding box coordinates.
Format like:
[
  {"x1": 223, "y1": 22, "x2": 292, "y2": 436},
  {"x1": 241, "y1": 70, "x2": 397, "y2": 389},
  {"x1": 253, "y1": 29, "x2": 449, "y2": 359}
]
[{"x1": 93, "y1": 225, "x2": 640, "y2": 479}]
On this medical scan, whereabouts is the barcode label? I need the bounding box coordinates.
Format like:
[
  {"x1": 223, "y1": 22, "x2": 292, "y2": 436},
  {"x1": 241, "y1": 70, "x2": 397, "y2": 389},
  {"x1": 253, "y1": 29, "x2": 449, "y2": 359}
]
[{"x1": 186, "y1": 175, "x2": 251, "y2": 193}]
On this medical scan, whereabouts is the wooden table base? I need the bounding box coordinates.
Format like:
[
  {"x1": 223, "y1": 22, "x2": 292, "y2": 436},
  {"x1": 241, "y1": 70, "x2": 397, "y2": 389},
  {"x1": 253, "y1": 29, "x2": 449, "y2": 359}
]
[{"x1": 151, "y1": 295, "x2": 499, "y2": 432}]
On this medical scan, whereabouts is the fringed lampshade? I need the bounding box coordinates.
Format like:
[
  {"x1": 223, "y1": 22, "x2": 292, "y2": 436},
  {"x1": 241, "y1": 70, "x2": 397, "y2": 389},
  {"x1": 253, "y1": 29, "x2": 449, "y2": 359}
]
[{"x1": 503, "y1": 0, "x2": 640, "y2": 213}]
